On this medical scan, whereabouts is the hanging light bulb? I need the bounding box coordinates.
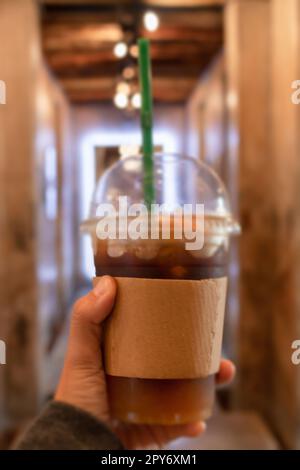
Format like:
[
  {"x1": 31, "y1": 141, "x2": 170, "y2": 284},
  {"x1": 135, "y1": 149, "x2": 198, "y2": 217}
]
[
  {"x1": 131, "y1": 92, "x2": 141, "y2": 109},
  {"x1": 113, "y1": 41, "x2": 128, "y2": 58},
  {"x1": 114, "y1": 92, "x2": 128, "y2": 109},
  {"x1": 122, "y1": 66, "x2": 136, "y2": 80},
  {"x1": 129, "y1": 44, "x2": 138, "y2": 58},
  {"x1": 117, "y1": 81, "x2": 131, "y2": 95},
  {"x1": 143, "y1": 11, "x2": 159, "y2": 32}
]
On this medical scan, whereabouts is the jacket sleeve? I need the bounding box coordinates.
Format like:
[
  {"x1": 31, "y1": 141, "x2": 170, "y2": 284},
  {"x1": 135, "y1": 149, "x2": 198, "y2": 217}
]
[{"x1": 14, "y1": 401, "x2": 124, "y2": 450}]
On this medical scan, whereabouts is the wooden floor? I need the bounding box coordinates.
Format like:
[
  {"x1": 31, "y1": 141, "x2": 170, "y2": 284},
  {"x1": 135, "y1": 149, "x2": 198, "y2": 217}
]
[{"x1": 168, "y1": 411, "x2": 279, "y2": 450}]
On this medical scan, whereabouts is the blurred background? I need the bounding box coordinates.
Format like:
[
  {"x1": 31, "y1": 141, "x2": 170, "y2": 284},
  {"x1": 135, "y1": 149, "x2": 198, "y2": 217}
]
[{"x1": 0, "y1": 0, "x2": 300, "y2": 450}]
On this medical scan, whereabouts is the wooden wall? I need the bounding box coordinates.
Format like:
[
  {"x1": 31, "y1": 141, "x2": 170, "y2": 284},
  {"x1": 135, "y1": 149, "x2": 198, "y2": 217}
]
[
  {"x1": 225, "y1": 0, "x2": 300, "y2": 448},
  {"x1": 0, "y1": 0, "x2": 40, "y2": 427},
  {"x1": 0, "y1": 0, "x2": 75, "y2": 428},
  {"x1": 185, "y1": 55, "x2": 226, "y2": 175},
  {"x1": 35, "y1": 64, "x2": 76, "y2": 400},
  {"x1": 269, "y1": 0, "x2": 300, "y2": 448}
]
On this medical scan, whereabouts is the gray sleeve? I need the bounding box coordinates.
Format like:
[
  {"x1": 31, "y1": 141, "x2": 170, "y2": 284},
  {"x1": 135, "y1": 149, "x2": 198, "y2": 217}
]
[{"x1": 14, "y1": 401, "x2": 124, "y2": 450}]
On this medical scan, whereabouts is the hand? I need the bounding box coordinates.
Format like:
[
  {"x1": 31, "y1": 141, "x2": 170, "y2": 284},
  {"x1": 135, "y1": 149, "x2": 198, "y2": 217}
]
[{"x1": 55, "y1": 276, "x2": 236, "y2": 449}]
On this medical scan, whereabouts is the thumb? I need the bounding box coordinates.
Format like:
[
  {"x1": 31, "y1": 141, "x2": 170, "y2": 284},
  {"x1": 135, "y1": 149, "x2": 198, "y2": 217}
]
[{"x1": 65, "y1": 276, "x2": 117, "y2": 370}]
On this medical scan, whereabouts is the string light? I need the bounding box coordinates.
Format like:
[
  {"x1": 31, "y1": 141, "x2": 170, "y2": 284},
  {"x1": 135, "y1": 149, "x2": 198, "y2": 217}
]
[
  {"x1": 122, "y1": 66, "x2": 136, "y2": 80},
  {"x1": 113, "y1": 42, "x2": 128, "y2": 58},
  {"x1": 143, "y1": 11, "x2": 159, "y2": 32},
  {"x1": 131, "y1": 92, "x2": 141, "y2": 109},
  {"x1": 117, "y1": 81, "x2": 131, "y2": 95},
  {"x1": 129, "y1": 44, "x2": 138, "y2": 58},
  {"x1": 114, "y1": 92, "x2": 128, "y2": 109}
]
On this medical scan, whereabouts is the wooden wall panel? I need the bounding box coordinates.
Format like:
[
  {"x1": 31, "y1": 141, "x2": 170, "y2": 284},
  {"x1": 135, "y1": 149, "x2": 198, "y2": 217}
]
[
  {"x1": 225, "y1": 0, "x2": 300, "y2": 448},
  {"x1": 225, "y1": 0, "x2": 275, "y2": 434},
  {"x1": 0, "y1": 0, "x2": 75, "y2": 427},
  {"x1": 0, "y1": 0, "x2": 41, "y2": 423},
  {"x1": 185, "y1": 55, "x2": 226, "y2": 173},
  {"x1": 269, "y1": 0, "x2": 300, "y2": 448}
]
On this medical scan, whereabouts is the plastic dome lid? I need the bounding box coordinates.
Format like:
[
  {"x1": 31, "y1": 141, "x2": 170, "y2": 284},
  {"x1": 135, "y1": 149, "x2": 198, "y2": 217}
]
[{"x1": 82, "y1": 153, "x2": 240, "y2": 237}]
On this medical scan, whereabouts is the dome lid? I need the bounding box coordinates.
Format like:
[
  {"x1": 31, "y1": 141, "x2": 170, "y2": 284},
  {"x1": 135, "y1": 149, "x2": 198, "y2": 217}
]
[{"x1": 82, "y1": 153, "x2": 240, "y2": 237}]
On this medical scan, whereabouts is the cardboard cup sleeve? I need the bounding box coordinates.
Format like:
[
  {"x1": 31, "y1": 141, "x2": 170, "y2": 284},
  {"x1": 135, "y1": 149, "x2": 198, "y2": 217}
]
[{"x1": 93, "y1": 276, "x2": 227, "y2": 379}]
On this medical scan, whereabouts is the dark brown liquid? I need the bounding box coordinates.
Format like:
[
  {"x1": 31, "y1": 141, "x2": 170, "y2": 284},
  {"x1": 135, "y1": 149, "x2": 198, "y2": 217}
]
[
  {"x1": 94, "y1": 218, "x2": 228, "y2": 424},
  {"x1": 94, "y1": 240, "x2": 227, "y2": 279}
]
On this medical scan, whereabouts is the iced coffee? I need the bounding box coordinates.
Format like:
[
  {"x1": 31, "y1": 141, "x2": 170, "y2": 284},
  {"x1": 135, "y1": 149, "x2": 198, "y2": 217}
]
[
  {"x1": 93, "y1": 214, "x2": 228, "y2": 424},
  {"x1": 82, "y1": 154, "x2": 239, "y2": 425}
]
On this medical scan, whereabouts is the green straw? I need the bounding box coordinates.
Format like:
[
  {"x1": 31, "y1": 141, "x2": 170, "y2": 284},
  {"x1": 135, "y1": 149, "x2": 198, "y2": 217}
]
[{"x1": 138, "y1": 38, "x2": 155, "y2": 208}]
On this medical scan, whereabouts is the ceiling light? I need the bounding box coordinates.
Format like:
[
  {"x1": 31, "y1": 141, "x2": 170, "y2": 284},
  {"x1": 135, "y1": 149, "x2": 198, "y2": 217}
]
[
  {"x1": 131, "y1": 92, "x2": 141, "y2": 109},
  {"x1": 114, "y1": 92, "x2": 128, "y2": 109},
  {"x1": 129, "y1": 44, "x2": 138, "y2": 58},
  {"x1": 122, "y1": 66, "x2": 136, "y2": 80},
  {"x1": 143, "y1": 11, "x2": 159, "y2": 32},
  {"x1": 114, "y1": 42, "x2": 128, "y2": 58},
  {"x1": 117, "y1": 81, "x2": 131, "y2": 95}
]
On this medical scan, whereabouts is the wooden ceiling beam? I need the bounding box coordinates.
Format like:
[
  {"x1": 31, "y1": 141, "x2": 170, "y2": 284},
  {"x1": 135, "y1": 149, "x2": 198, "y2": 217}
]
[
  {"x1": 40, "y1": 1, "x2": 223, "y2": 103},
  {"x1": 42, "y1": 11, "x2": 118, "y2": 25},
  {"x1": 60, "y1": 76, "x2": 196, "y2": 90},
  {"x1": 143, "y1": 0, "x2": 223, "y2": 6},
  {"x1": 40, "y1": 1, "x2": 134, "y2": 5},
  {"x1": 45, "y1": 42, "x2": 220, "y2": 70},
  {"x1": 48, "y1": 60, "x2": 210, "y2": 79},
  {"x1": 61, "y1": 76, "x2": 196, "y2": 102},
  {"x1": 142, "y1": 26, "x2": 222, "y2": 42},
  {"x1": 43, "y1": 23, "x2": 123, "y2": 51},
  {"x1": 68, "y1": 92, "x2": 190, "y2": 104},
  {"x1": 40, "y1": 1, "x2": 223, "y2": 6},
  {"x1": 42, "y1": 9, "x2": 222, "y2": 30},
  {"x1": 43, "y1": 25, "x2": 222, "y2": 52}
]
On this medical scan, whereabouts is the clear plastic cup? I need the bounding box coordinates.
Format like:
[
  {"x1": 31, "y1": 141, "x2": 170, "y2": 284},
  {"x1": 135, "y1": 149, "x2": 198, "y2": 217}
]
[{"x1": 81, "y1": 153, "x2": 239, "y2": 425}]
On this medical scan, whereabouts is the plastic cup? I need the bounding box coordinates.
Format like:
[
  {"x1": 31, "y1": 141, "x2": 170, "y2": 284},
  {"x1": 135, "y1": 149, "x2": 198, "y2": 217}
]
[{"x1": 81, "y1": 153, "x2": 239, "y2": 425}]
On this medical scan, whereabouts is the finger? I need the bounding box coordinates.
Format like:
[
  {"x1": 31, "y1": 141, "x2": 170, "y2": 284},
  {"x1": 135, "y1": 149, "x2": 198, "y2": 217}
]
[
  {"x1": 216, "y1": 359, "x2": 236, "y2": 386},
  {"x1": 113, "y1": 423, "x2": 159, "y2": 450},
  {"x1": 183, "y1": 421, "x2": 207, "y2": 437},
  {"x1": 65, "y1": 276, "x2": 117, "y2": 369},
  {"x1": 114, "y1": 421, "x2": 206, "y2": 450},
  {"x1": 134, "y1": 425, "x2": 161, "y2": 450},
  {"x1": 149, "y1": 421, "x2": 206, "y2": 447}
]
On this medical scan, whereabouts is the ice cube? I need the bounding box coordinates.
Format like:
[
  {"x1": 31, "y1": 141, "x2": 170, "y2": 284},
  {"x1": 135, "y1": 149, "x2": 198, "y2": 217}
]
[
  {"x1": 133, "y1": 242, "x2": 159, "y2": 260},
  {"x1": 159, "y1": 245, "x2": 175, "y2": 259},
  {"x1": 107, "y1": 240, "x2": 126, "y2": 258},
  {"x1": 190, "y1": 245, "x2": 218, "y2": 258},
  {"x1": 190, "y1": 235, "x2": 225, "y2": 259},
  {"x1": 170, "y1": 265, "x2": 188, "y2": 278}
]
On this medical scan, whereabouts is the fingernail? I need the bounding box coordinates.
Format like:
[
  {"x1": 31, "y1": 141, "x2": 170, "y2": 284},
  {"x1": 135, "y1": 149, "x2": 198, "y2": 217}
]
[{"x1": 93, "y1": 276, "x2": 110, "y2": 296}]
